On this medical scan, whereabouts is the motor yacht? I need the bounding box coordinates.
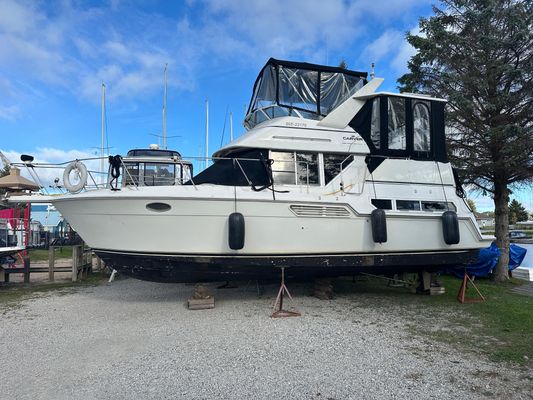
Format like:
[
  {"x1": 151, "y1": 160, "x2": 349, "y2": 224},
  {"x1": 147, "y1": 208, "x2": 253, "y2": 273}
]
[{"x1": 6, "y1": 58, "x2": 491, "y2": 282}]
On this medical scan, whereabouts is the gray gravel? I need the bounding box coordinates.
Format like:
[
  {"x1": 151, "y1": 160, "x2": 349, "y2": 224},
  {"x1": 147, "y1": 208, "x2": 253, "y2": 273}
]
[{"x1": 1, "y1": 278, "x2": 531, "y2": 400}]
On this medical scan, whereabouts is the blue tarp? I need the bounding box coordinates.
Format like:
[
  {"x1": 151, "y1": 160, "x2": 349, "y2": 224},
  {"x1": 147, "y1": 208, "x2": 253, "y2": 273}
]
[{"x1": 442, "y1": 242, "x2": 527, "y2": 278}]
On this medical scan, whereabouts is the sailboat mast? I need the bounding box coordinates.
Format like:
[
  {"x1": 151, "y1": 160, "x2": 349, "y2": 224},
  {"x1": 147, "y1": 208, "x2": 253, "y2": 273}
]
[
  {"x1": 163, "y1": 63, "x2": 167, "y2": 150},
  {"x1": 230, "y1": 111, "x2": 233, "y2": 141},
  {"x1": 205, "y1": 99, "x2": 209, "y2": 169},
  {"x1": 101, "y1": 83, "x2": 105, "y2": 181}
]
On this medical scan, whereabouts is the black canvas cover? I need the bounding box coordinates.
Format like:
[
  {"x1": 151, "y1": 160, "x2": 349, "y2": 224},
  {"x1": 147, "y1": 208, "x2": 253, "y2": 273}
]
[
  {"x1": 185, "y1": 149, "x2": 271, "y2": 187},
  {"x1": 350, "y1": 95, "x2": 449, "y2": 170}
]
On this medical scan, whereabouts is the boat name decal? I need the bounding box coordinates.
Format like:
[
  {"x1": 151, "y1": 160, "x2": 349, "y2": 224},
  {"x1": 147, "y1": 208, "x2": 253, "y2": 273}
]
[
  {"x1": 342, "y1": 135, "x2": 363, "y2": 141},
  {"x1": 285, "y1": 121, "x2": 307, "y2": 128}
]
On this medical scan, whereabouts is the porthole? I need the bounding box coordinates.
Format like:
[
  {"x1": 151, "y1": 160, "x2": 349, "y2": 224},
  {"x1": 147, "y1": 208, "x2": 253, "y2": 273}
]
[{"x1": 146, "y1": 202, "x2": 171, "y2": 212}]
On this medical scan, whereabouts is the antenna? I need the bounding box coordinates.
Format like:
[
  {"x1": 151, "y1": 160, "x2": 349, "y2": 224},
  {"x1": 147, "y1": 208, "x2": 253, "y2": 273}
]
[
  {"x1": 205, "y1": 99, "x2": 209, "y2": 169},
  {"x1": 230, "y1": 111, "x2": 233, "y2": 141},
  {"x1": 101, "y1": 83, "x2": 106, "y2": 181},
  {"x1": 163, "y1": 63, "x2": 168, "y2": 150},
  {"x1": 150, "y1": 133, "x2": 180, "y2": 148},
  {"x1": 371, "y1": 62, "x2": 375, "y2": 79}
]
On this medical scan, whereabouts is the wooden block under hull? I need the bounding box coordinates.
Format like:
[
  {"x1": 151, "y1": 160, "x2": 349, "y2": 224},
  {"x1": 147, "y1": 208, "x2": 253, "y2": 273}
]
[
  {"x1": 188, "y1": 298, "x2": 215, "y2": 310},
  {"x1": 430, "y1": 287, "x2": 446, "y2": 295}
]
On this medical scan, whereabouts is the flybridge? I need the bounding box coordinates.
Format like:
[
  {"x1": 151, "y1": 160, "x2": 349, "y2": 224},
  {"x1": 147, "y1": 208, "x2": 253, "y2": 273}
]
[{"x1": 244, "y1": 58, "x2": 368, "y2": 130}]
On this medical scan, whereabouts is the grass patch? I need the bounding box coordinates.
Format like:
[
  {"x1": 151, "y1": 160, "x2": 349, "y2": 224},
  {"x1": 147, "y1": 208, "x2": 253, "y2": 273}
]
[
  {"x1": 334, "y1": 275, "x2": 533, "y2": 366},
  {"x1": 0, "y1": 272, "x2": 108, "y2": 311},
  {"x1": 29, "y1": 246, "x2": 73, "y2": 262}
]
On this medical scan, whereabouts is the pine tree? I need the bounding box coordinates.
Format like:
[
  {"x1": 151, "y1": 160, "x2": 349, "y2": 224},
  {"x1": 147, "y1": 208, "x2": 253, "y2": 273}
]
[
  {"x1": 466, "y1": 199, "x2": 477, "y2": 213},
  {"x1": 509, "y1": 199, "x2": 529, "y2": 223},
  {"x1": 399, "y1": 0, "x2": 533, "y2": 282}
]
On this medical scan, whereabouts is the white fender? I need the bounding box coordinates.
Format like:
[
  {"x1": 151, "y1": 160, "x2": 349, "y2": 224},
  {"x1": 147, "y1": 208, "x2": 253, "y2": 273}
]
[{"x1": 63, "y1": 161, "x2": 88, "y2": 193}]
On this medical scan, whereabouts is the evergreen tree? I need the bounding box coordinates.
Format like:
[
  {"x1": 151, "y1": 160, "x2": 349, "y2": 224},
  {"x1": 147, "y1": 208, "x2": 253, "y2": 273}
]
[
  {"x1": 509, "y1": 199, "x2": 529, "y2": 223},
  {"x1": 399, "y1": 0, "x2": 533, "y2": 282},
  {"x1": 466, "y1": 198, "x2": 477, "y2": 213},
  {"x1": 338, "y1": 59, "x2": 347, "y2": 69}
]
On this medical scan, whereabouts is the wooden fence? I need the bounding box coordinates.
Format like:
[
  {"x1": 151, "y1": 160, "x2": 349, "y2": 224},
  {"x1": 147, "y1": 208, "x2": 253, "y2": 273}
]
[{"x1": 0, "y1": 244, "x2": 94, "y2": 283}]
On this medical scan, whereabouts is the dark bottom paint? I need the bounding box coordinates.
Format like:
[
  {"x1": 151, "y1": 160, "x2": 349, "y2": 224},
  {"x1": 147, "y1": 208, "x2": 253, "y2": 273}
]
[{"x1": 95, "y1": 249, "x2": 480, "y2": 283}]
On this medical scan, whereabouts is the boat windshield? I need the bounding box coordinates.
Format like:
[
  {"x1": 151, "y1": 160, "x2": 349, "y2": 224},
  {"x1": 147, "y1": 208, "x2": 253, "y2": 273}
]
[{"x1": 244, "y1": 58, "x2": 367, "y2": 130}]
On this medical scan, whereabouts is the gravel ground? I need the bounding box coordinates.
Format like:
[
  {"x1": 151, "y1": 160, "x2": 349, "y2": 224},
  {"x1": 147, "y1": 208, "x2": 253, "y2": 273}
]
[{"x1": 1, "y1": 278, "x2": 531, "y2": 400}]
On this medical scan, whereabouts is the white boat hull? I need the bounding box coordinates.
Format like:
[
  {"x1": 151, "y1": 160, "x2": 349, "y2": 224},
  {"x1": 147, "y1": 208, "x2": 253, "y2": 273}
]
[{"x1": 51, "y1": 185, "x2": 489, "y2": 282}]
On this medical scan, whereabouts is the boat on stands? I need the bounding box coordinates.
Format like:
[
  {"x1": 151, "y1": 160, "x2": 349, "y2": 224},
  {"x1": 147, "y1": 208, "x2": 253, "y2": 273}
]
[{"x1": 5, "y1": 58, "x2": 491, "y2": 282}]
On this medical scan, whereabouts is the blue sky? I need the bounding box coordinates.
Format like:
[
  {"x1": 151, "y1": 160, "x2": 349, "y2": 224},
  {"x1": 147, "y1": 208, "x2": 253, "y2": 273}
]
[{"x1": 0, "y1": 0, "x2": 531, "y2": 211}]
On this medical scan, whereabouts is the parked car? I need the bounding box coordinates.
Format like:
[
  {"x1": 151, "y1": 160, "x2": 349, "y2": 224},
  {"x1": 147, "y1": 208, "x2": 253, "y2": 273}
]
[{"x1": 509, "y1": 230, "x2": 529, "y2": 239}]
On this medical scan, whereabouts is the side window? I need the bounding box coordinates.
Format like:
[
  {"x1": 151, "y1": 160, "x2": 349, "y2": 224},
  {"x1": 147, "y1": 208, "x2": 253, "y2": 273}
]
[
  {"x1": 396, "y1": 200, "x2": 421, "y2": 211},
  {"x1": 271, "y1": 151, "x2": 320, "y2": 186},
  {"x1": 413, "y1": 101, "x2": 431, "y2": 152},
  {"x1": 296, "y1": 153, "x2": 319, "y2": 185},
  {"x1": 387, "y1": 97, "x2": 406, "y2": 150},
  {"x1": 271, "y1": 151, "x2": 296, "y2": 184},
  {"x1": 123, "y1": 163, "x2": 139, "y2": 186},
  {"x1": 371, "y1": 199, "x2": 392, "y2": 210},
  {"x1": 323, "y1": 153, "x2": 353, "y2": 184},
  {"x1": 370, "y1": 97, "x2": 380, "y2": 149},
  {"x1": 144, "y1": 163, "x2": 175, "y2": 186},
  {"x1": 421, "y1": 201, "x2": 456, "y2": 212}
]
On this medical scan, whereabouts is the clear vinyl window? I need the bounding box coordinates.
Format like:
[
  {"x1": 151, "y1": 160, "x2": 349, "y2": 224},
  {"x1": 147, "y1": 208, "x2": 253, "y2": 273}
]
[
  {"x1": 370, "y1": 97, "x2": 380, "y2": 149},
  {"x1": 387, "y1": 97, "x2": 406, "y2": 150},
  {"x1": 413, "y1": 101, "x2": 431, "y2": 152}
]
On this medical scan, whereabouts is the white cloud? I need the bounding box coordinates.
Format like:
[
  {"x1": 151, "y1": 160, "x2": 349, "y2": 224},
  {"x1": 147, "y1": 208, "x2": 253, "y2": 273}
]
[
  {"x1": 390, "y1": 27, "x2": 420, "y2": 75},
  {"x1": 0, "y1": 105, "x2": 20, "y2": 121},
  {"x1": 0, "y1": 0, "x2": 42, "y2": 35},
  {"x1": 0, "y1": 0, "x2": 433, "y2": 120},
  {"x1": 361, "y1": 30, "x2": 404, "y2": 65}
]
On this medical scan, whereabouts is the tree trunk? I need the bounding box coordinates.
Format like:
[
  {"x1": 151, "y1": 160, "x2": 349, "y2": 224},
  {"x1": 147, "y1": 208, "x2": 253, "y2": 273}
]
[{"x1": 493, "y1": 181, "x2": 510, "y2": 282}]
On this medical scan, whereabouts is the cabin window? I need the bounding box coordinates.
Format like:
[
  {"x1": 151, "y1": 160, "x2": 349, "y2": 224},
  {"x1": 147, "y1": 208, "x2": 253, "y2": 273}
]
[
  {"x1": 296, "y1": 153, "x2": 319, "y2": 185},
  {"x1": 123, "y1": 163, "x2": 139, "y2": 186},
  {"x1": 144, "y1": 163, "x2": 175, "y2": 186},
  {"x1": 271, "y1": 151, "x2": 319, "y2": 185},
  {"x1": 323, "y1": 154, "x2": 353, "y2": 184},
  {"x1": 371, "y1": 199, "x2": 392, "y2": 210},
  {"x1": 370, "y1": 98, "x2": 380, "y2": 149},
  {"x1": 271, "y1": 151, "x2": 296, "y2": 184},
  {"x1": 387, "y1": 97, "x2": 406, "y2": 150},
  {"x1": 413, "y1": 101, "x2": 431, "y2": 152},
  {"x1": 396, "y1": 200, "x2": 420, "y2": 211},
  {"x1": 421, "y1": 201, "x2": 456, "y2": 212}
]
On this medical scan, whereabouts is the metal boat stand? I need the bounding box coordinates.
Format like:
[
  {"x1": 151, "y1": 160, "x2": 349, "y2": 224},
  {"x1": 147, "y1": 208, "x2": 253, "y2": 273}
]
[
  {"x1": 271, "y1": 267, "x2": 301, "y2": 318},
  {"x1": 457, "y1": 270, "x2": 485, "y2": 303}
]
